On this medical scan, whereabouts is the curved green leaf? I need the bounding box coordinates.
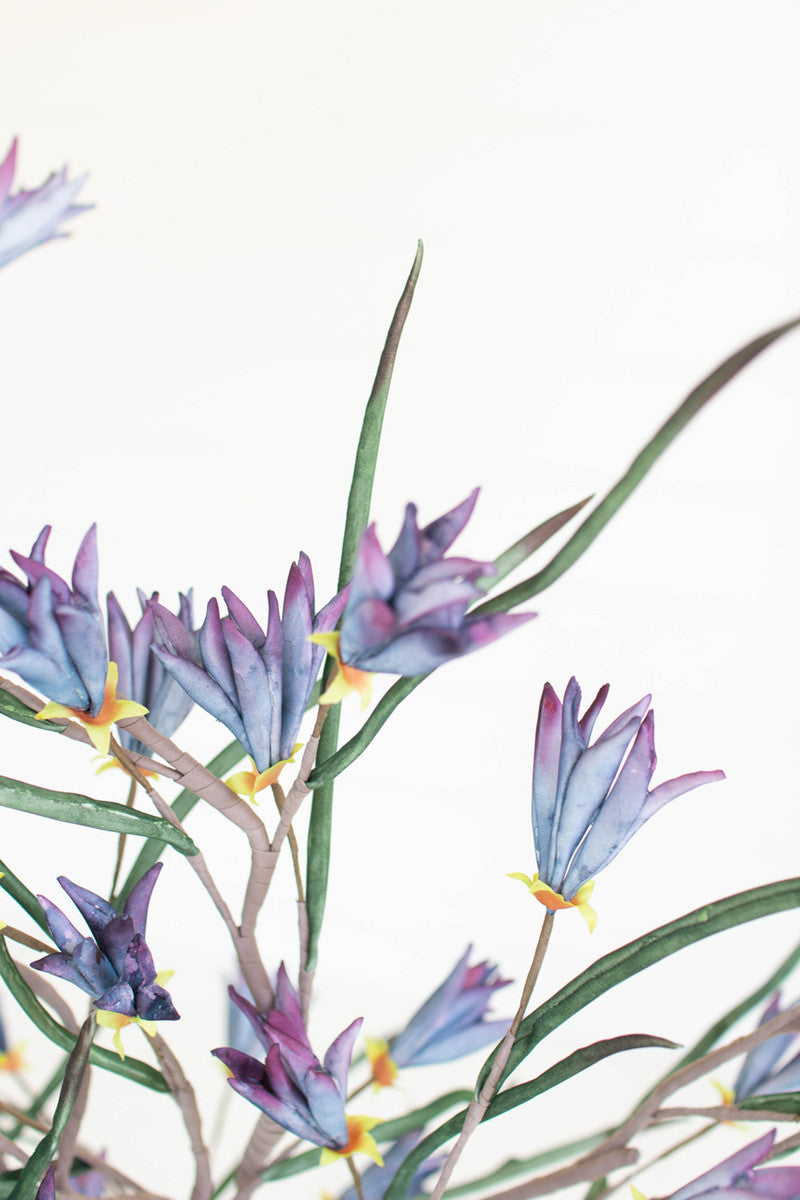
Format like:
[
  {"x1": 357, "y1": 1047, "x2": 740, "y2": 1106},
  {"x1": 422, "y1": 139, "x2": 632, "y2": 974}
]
[
  {"x1": 116, "y1": 738, "x2": 246, "y2": 904},
  {"x1": 474, "y1": 313, "x2": 800, "y2": 617},
  {"x1": 0, "y1": 774, "x2": 197, "y2": 856},
  {"x1": 0, "y1": 858, "x2": 49, "y2": 933},
  {"x1": 11, "y1": 1013, "x2": 95, "y2": 1200},
  {"x1": 0, "y1": 689, "x2": 64, "y2": 732},
  {"x1": 385, "y1": 1035, "x2": 675, "y2": 1200},
  {"x1": 481, "y1": 495, "x2": 593, "y2": 589},
  {"x1": 491, "y1": 879, "x2": 800, "y2": 1090},
  {"x1": 0, "y1": 935, "x2": 167, "y2": 1092},
  {"x1": 309, "y1": 315, "x2": 800, "y2": 792},
  {"x1": 305, "y1": 241, "x2": 424, "y2": 971}
]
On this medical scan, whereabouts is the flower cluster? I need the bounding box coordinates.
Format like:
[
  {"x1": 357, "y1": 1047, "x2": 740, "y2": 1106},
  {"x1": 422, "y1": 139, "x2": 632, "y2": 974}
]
[
  {"x1": 214, "y1": 965, "x2": 379, "y2": 1163},
  {"x1": 151, "y1": 557, "x2": 347, "y2": 796},
  {"x1": 0, "y1": 138, "x2": 90, "y2": 272},
  {"x1": 31, "y1": 863, "x2": 178, "y2": 1054},
  {"x1": 511, "y1": 677, "x2": 725, "y2": 928},
  {"x1": 316, "y1": 490, "x2": 533, "y2": 704},
  {"x1": 654, "y1": 1130, "x2": 800, "y2": 1200}
]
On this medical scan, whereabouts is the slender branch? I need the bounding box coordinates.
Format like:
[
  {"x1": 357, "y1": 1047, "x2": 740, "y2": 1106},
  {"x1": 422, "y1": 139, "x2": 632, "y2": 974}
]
[
  {"x1": 110, "y1": 775, "x2": 139, "y2": 901},
  {"x1": 110, "y1": 739, "x2": 239, "y2": 941},
  {"x1": 653, "y1": 1104, "x2": 800, "y2": 1123},
  {"x1": 590, "y1": 1123, "x2": 715, "y2": 1200},
  {"x1": 428, "y1": 911, "x2": 555, "y2": 1200},
  {"x1": 0, "y1": 1131, "x2": 28, "y2": 1164},
  {"x1": 346, "y1": 1157, "x2": 366, "y2": 1200},
  {"x1": 150, "y1": 1032, "x2": 213, "y2": 1200},
  {"x1": 231, "y1": 1114, "x2": 285, "y2": 1200},
  {"x1": 477, "y1": 1148, "x2": 639, "y2": 1200},
  {"x1": 2, "y1": 926, "x2": 54, "y2": 955}
]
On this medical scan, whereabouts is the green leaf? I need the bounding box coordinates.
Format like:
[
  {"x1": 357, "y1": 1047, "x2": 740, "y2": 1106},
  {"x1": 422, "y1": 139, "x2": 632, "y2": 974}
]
[
  {"x1": 11, "y1": 1014, "x2": 95, "y2": 1200},
  {"x1": 0, "y1": 774, "x2": 197, "y2": 856},
  {"x1": 0, "y1": 689, "x2": 64, "y2": 733},
  {"x1": 740, "y1": 1092, "x2": 800, "y2": 1116},
  {"x1": 473, "y1": 313, "x2": 800, "y2": 617},
  {"x1": 443, "y1": 1130, "x2": 613, "y2": 1198},
  {"x1": 305, "y1": 241, "x2": 424, "y2": 972},
  {"x1": 385, "y1": 1035, "x2": 675, "y2": 1200},
  {"x1": 0, "y1": 858, "x2": 49, "y2": 934},
  {"x1": 0, "y1": 934, "x2": 167, "y2": 1092},
  {"x1": 115, "y1": 738, "x2": 246, "y2": 905},
  {"x1": 491, "y1": 878, "x2": 800, "y2": 1090},
  {"x1": 482, "y1": 495, "x2": 594, "y2": 588},
  {"x1": 256, "y1": 1089, "x2": 471, "y2": 1184}
]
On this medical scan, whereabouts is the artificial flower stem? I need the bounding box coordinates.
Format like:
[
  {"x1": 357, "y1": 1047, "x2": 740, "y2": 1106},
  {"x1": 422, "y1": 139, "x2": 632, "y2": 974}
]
[
  {"x1": 150, "y1": 1032, "x2": 213, "y2": 1200},
  {"x1": 271, "y1": 783, "x2": 306, "y2": 903},
  {"x1": 428, "y1": 910, "x2": 555, "y2": 1200},
  {"x1": 593, "y1": 1123, "x2": 716, "y2": 1200},
  {"x1": 231, "y1": 1113, "x2": 285, "y2": 1200},
  {"x1": 109, "y1": 775, "x2": 138, "y2": 903},
  {"x1": 1, "y1": 926, "x2": 55, "y2": 956},
  {"x1": 346, "y1": 1156, "x2": 366, "y2": 1200}
]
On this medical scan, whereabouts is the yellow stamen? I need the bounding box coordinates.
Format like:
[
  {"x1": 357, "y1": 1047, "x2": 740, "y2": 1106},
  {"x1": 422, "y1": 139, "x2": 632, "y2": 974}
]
[
  {"x1": 508, "y1": 871, "x2": 598, "y2": 932},
  {"x1": 0, "y1": 1045, "x2": 26, "y2": 1073},
  {"x1": 226, "y1": 747, "x2": 301, "y2": 805},
  {"x1": 319, "y1": 1115, "x2": 383, "y2": 1166},
  {"x1": 36, "y1": 662, "x2": 148, "y2": 756},
  {"x1": 308, "y1": 632, "x2": 373, "y2": 710}
]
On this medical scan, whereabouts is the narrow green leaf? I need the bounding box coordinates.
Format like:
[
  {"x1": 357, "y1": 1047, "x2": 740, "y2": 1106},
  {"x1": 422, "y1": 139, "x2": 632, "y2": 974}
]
[
  {"x1": 11, "y1": 1013, "x2": 94, "y2": 1200},
  {"x1": 307, "y1": 676, "x2": 422, "y2": 790},
  {"x1": 0, "y1": 935, "x2": 167, "y2": 1092},
  {"x1": 0, "y1": 1175, "x2": 20, "y2": 1197},
  {"x1": 0, "y1": 858, "x2": 49, "y2": 934},
  {"x1": 0, "y1": 774, "x2": 197, "y2": 856},
  {"x1": 740, "y1": 1092, "x2": 800, "y2": 1116},
  {"x1": 115, "y1": 738, "x2": 246, "y2": 905},
  {"x1": 474, "y1": 314, "x2": 800, "y2": 616},
  {"x1": 481, "y1": 495, "x2": 594, "y2": 588},
  {"x1": 0, "y1": 690, "x2": 64, "y2": 733},
  {"x1": 386, "y1": 1036, "x2": 675, "y2": 1200},
  {"x1": 305, "y1": 241, "x2": 424, "y2": 971},
  {"x1": 257, "y1": 1089, "x2": 471, "y2": 1184},
  {"x1": 443, "y1": 1130, "x2": 612, "y2": 1198},
  {"x1": 492, "y1": 878, "x2": 800, "y2": 1089}
]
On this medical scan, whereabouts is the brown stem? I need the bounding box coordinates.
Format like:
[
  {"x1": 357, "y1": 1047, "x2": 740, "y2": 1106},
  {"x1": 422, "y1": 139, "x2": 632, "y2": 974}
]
[
  {"x1": 346, "y1": 1157, "x2": 366, "y2": 1200},
  {"x1": 428, "y1": 911, "x2": 555, "y2": 1200},
  {"x1": 590, "y1": 1123, "x2": 716, "y2": 1200},
  {"x1": 653, "y1": 1104, "x2": 800, "y2": 1123},
  {"x1": 475, "y1": 1148, "x2": 639, "y2": 1200},
  {"x1": 110, "y1": 775, "x2": 138, "y2": 901},
  {"x1": 231, "y1": 1113, "x2": 285, "y2": 1200},
  {"x1": 150, "y1": 1032, "x2": 213, "y2": 1200}
]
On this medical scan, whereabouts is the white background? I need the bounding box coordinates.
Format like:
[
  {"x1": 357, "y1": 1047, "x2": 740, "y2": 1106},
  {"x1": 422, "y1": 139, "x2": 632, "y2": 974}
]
[{"x1": 1, "y1": 2, "x2": 799, "y2": 1197}]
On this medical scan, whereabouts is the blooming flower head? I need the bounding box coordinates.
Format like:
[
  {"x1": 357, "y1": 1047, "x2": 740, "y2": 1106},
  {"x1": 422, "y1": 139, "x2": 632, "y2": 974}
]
[
  {"x1": 367, "y1": 946, "x2": 510, "y2": 1088},
  {"x1": 512, "y1": 678, "x2": 724, "y2": 930},
  {"x1": 717, "y1": 992, "x2": 800, "y2": 1105},
  {"x1": 213, "y1": 965, "x2": 379, "y2": 1163},
  {"x1": 150, "y1": 555, "x2": 347, "y2": 788},
  {"x1": 31, "y1": 863, "x2": 178, "y2": 1051},
  {"x1": 638, "y1": 1130, "x2": 800, "y2": 1200},
  {"x1": 0, "y1": 138, "x2": 91, "y2": 271},
  {"x1": 107, "y1": 588, "x2": 195, "y2": 757},
  {"x1": 315, "y1": 489, "x2": 533, "y2": 704}
]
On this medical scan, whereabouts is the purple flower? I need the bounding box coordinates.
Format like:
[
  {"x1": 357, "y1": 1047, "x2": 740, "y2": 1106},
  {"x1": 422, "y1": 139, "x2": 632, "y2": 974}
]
[
  {"x1": 212, "y1": 964, "x2": 365, "y2": 1153},
  {"x1": 728, "y1": 992, "x2": 800, "y2": 1104},
  {"x1": 107, "y1": 589, "x2": 195, "y2": 756},
  {"x1": 150, "y1": 555, "x2": 346, "y2": 773},
  {"x1": 0, "y1": 138, "x2": 90, "y2": 271},
  {"x1": 322, "y1": 490, "x2": 533, "y2": 689},
  {"x1": 662, "y1": 1130, "x2": 800, "y2": 1200},
  {"x1": 368, "y1": 947, "x2": 510, "y2": 1086},
  {"x1": 31, "y1": 863, "x2": 178, "y2": 1025},
  {"x1": 36, "y1": 1167, "x2": 56, "y2": 1200},
  {"x1": 337, "y1": 1131, "x2": 444, "y2": 1200},
  {"x1": 512, "y1": 678, "x2": 724, "y2": 929},
  {"x1": 0, "y1": 525, "x2": 108, "y2": 715}
]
